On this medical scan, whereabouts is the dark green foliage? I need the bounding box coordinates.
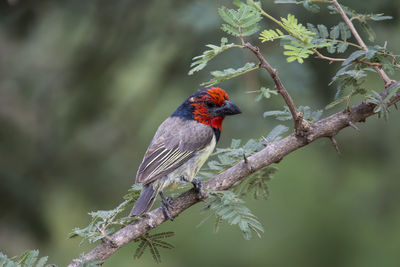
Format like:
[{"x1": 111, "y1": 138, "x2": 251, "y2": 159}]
[
  {"x1": 261, "y1": 14, "x2": 330, "y2": 63},
  {"x1": 188, "y1": 38, "x2": 237, "y2": 75},
  {"x1": 201, "y1": 62, "x2": 258, "y2": 87},
  {"x1": 69, "y1": 184, "x2": 141, "y2": 244},
  {"x1": 327, "y1": 4, "x2": 392, "y2": 41},
  {"x1": 198, "y1": 137, "x2": 266, "y2": 180},
  {"x1": 264, "y1": 106, "x2": 323, "y2": 122},
  {"x1": 264, "y1": 125, "x2": 290, "y2": 142},
  {"x1": 134, "y1": 232, "x2": 174, "y2": 263},
  {"x1": 248, "y1": 87, "x2": 278, "y2": 101},
  {"x1": 201, "y1": 190, "x2": 264, "y2": 240},
  {"x1": 77, "y1": 257, "x2": 100, "y2": 267},
  {"x1": 307, "y1": 22, "x2": 351, "y2": 54},
  {"x1": 237, "y1": 166, "x2": 278, "y2": 200},
  {"x1": 218, "y1": 3, "x2": 262, "y2": 38},
  {"x1": 0, "y1": 250, "x2": 54, "y2": 267},
  {"x1": 365, "y1": 85, "x2": 400, "y2": 120}
]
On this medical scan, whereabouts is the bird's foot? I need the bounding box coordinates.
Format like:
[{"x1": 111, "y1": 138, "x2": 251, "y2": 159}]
[
  {"x1": 160, "y1": 192, "x2": 174, "y2": 221},
  {"x1": 192, "y1": 178, "x2": 205, "y2": 200}
]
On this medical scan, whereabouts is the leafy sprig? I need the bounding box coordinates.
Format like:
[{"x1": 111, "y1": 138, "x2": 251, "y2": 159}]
[
  {"x1": 69, "y1": 184, "x2": 141, "y2": 244},
  {"x1": 0, "y1": 250, "x2": 55, "y2": 267},
  {"x1": 218, "y1": 3, "x2": 262, "y2": 42},
  {"x1": 134, "y1": 232, "x2": 175, "y2": 263},
  {"x1": 264, "y1": 105, "x2": 323, "y2": 122},
  {"x1": 200, "y1": 190, "x2": 264, "y2": 240},
  {"x1": 188, "y1": 38, "x2": 238, "y2": 75},
  {"x1": 201, "y1": 62, "x2": 259, "y2": 87}
]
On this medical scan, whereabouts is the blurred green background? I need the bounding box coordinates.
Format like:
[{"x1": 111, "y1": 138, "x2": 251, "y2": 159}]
[{"x1": 1, "y1": 0, "x2": 400, "y2": 266}]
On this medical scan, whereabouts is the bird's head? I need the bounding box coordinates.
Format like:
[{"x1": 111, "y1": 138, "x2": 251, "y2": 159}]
[{"x1": 172, "y1": 87, "x2": 241, "y2": 137}]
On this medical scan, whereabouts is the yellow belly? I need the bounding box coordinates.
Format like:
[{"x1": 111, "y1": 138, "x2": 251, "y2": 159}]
[{"x1": 153, "y1": 135, "x2": 216, "y2": 192}]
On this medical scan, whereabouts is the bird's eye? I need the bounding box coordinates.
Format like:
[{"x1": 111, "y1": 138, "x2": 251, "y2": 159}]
[{"x1": 206, "y1": 102, "x2": 217, "y2": 108}]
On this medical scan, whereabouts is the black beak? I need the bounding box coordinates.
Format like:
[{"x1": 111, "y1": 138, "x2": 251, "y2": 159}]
[{"x1": 214, "y1": 100, "x2": 242, "y2": 116}]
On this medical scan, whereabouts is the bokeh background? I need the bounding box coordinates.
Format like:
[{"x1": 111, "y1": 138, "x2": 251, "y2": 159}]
[{"x1": 1, "y1": 0, "x2": 400, "y2": 266}]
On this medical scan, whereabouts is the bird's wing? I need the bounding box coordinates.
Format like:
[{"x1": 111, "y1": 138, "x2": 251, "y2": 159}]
[{"x1": 136, "y1": 117, "x2": 214, "y2": 185}]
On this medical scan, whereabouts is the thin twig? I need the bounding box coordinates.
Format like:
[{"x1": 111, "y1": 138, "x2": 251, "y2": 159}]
[
  {"x1": 331, "y1": 0, "x2": 394, "y2": 87},
  {"x1": 244, "y1": 42, "x2": 307, "y2": 135},
  {"x1": 314, "y1": 50, "x2": 382, "y2": 67}
]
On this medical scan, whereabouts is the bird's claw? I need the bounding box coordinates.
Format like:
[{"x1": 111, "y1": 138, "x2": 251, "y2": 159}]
[
  {"x1": 160, "y1": 192, "x2": 174, "y2": 221},
  {"x1": 192, "y1": 178, "x2": 205, "y2": 200}
]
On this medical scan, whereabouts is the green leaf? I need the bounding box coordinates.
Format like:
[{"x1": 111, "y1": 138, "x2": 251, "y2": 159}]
[
  {"x1": 231, "y1": 139, "x2": 241, "y2": 149},
  {"x1": 265, "y1": 125, "x2": 289, "y2": 142},
  {"x1": 263, "y1": 106, "x2": 292, "y2": 121},
  {"x1": 339, "y1": 22, "x2": 351, "y2": 41},
  {"x1": 259, "y1": 29, "x2": 286, "y2": 42},
  {"x1": 383, "y1": 84, "x2": 400, "y2": 102},
  {"x1": 298, "y1": 106, "x2": 323, "y2": 122},
  {"x1": 188, "y1": 38, "x2": 236, "y2": 75},
  {"x1": 218, "y1": 4, "x2": 262, "y2": 38},
  {"x1": 134, "y1": 232, "x2": 175, "y2": 263},
  {"x1": 252, "y1": 86, "x2": 278, "y2": 101},
  {"x1": 202, "y1": 191, "x2": 264, "y2": 240},
  {"x1": 330, "y1": 25, "x2": 340, "y2": 39},
  {"x1": 201, "y1": 62, "x2": 258, "y2": 87},
  {"x1": 337, "y1": 42, "x2": 349, "y2": 53},
  {"x1": 360, "y1": 22, "x2": 376, "y2": 42},
  {"x1": 342, "y1": 50, "x2": 366, "y2": 66},
  {"x1": 303, "y1": 0, "x2": 320, "y2": 13},
  {"x1": 317, "y1": 24, "x2": 328, "y2": 38},
  {"x1": 0, "y1": 250, "x2": 53, "y2": 267},
  {"x1": 281, "y1": 14, "x2": 315, "y2": 43}
]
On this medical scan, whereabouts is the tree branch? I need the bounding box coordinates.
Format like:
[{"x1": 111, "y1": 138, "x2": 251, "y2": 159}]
[
  {"x1": 331, "y1": 0, "x2": 395, "y2": 87},
  {"x1": 243, "y1": 42, "x2": 311, "y2": 136},
  {"x1": 68, "y1": 80, "x2": 400, "y2": 267}
]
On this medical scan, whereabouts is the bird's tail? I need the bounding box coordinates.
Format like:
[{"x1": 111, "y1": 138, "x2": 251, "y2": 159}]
[{"x1": 129, "y1": 184, "x2": 157, "y2": 217}]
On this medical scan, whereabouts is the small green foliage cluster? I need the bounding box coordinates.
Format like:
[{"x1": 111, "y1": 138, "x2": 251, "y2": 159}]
[
  {"x1": 197, "y1": 125, "x2": 287, "y2": 239},
  {"x1": 0, "y1": 250, "x2": 53, "y2": 267},
  {"x1": 200, "y1": 190, "x2": 264, "y2": 240},
  {"x1": 327, "y1": 4, "x2": 392, "y2": 42},
  {"x1": 201, "y1": 62, "x2": 258, "y2": 87},
  {"x1": 236, "y1": 166, "x2": 278, "y2": 200},
  {"x1": 188, "y1": 1, "x2": 263, "y2": 86},
  {"x1": 188, "y1": 38, "x2": 236, "y2": 75},
  {"x1": 366, "y1": 84, "x2": 400, "y2": 120},
  {"x1": 264, "y1": 105, "x2": 323, "y2": 122},
  {"x1": 198, "y1": 138, "x2": 268, "y2": 179},
  {"x1": 69, "y1": 184, "x2": 141, "y2": 244},
  {"x1": 134, "y1": 232, "x2": 174, "y2": 263},
  {"x1": 307, "y1": 22, "x2": 351, "y2": 54},
  {"x1": 247, "y1": 86, "x2": 278, "y2": 101},
  {"x1": 327, "y1": 45, "x2": 398, "y2": 110},
  {"x1": 218, "y1": 2, "x2": 262, "y2": 41},
  {"x1": 260, "y1": 14, "x2": 330, "y2": 63}
]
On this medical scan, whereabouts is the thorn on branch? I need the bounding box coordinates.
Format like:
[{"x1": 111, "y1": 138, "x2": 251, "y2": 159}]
[
  {"x1": 243, "y1": 153, "x2": 255, "y2": 173},
  {"x1": 329, "y1": 136, "x2": 341, "y2": 156},
  {"x1": 348, "y1": 121, "x2": 359, "y2": 131},
  {"x1": 261, "y1": 136, "x2": 269, "y2": 147},
  {"x1": 243, "y1": 153, "x2": 248, "y2": 164}
]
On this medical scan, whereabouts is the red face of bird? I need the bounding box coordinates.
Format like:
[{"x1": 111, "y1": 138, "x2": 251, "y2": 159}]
[{"x1": 188, "y1": 87, "x2": 241, "y2": 130}]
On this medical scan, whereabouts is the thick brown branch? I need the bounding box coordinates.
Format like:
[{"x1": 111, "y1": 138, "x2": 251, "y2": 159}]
[
  {"x1": 331, "y1": 0, "x2": 394, "y2": 87},
  {"x1": 243, "y1": 42, "x2": 311, "y2": 136},
  {"x1": 68, "y1": 80, "x2": 399, "y2": 267}
]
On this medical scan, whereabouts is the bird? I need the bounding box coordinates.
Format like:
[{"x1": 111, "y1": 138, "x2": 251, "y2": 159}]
[{"x1": 129, "y1": 87, "x2": 241, "y2": 220}]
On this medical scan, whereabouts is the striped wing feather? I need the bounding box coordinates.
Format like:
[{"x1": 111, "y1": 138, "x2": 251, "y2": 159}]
[{"x1": 136, "y1": 117, "x2": 214, "y2": 185}]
